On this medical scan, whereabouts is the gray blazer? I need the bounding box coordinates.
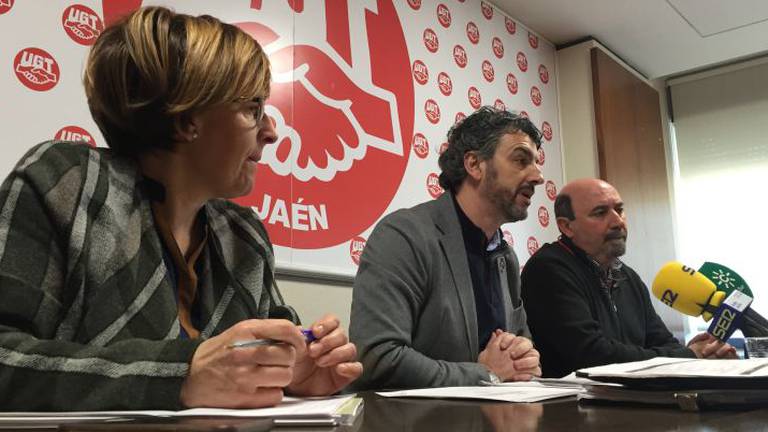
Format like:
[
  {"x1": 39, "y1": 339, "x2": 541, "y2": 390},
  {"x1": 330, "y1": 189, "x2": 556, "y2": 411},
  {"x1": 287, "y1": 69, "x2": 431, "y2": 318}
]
[{"x1": 350, "y1": 193, "x2": 530, "y2": 390}]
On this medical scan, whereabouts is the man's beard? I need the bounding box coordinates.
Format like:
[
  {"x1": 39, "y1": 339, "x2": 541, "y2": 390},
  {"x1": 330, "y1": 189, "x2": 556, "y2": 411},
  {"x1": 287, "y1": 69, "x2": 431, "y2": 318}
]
[
  {"x1": 482, "y1": 162, "x2": 530, "y2": 223},
  {"x1": 603, "y1": 231, "x2": 627, "y2": 259}
]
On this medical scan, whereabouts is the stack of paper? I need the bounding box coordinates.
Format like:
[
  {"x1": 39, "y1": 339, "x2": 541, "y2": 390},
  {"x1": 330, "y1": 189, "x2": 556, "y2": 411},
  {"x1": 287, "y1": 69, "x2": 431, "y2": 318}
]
[
  {"x1": 0, "y1": 394, "x2": 361, "y2": 430},
  {"x1": 575, "y1": 357, "x2": 768, "y2": 410},
  {"x1": 578, "y1": 357, "x2": 768, "y2": 379},
  {"x1": 378, "y1": 381, "x2": 583, "y2": 403}
]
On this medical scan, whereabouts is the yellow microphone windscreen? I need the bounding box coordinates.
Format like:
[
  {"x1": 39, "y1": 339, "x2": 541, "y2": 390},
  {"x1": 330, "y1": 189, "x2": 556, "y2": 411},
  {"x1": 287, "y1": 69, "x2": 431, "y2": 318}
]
[{"x1": 652, "y1": 261, "x2": 717, "y2": 317}]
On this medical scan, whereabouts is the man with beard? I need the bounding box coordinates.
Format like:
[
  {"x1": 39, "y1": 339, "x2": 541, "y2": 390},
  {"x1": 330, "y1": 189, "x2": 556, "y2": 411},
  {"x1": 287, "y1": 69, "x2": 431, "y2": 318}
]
[
  {"x1": 521, "y1": 179, "x2": 736, "y2": 378},
  {"x1": 350, "y1": 107, "x2": 543, "y2": 389}
]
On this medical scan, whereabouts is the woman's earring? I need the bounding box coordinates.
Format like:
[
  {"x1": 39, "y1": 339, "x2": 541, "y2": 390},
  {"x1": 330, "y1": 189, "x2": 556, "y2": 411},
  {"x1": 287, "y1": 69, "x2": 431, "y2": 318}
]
[{"x1": 191, "y1": 131, "x2": 198, "y2": 141}]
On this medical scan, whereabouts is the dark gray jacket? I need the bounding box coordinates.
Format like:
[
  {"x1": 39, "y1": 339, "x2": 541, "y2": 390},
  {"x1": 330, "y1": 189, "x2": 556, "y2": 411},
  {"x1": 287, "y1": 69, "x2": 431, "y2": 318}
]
[{"x1": 350, "y1": 192, "x2": 530, "y2": 389}]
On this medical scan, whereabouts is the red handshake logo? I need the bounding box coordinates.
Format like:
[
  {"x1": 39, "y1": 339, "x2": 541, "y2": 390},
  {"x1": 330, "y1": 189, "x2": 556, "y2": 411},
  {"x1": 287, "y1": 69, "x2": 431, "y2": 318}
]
[{"x1": 15, "y1": 63, "x2": 57, "y2": 85}]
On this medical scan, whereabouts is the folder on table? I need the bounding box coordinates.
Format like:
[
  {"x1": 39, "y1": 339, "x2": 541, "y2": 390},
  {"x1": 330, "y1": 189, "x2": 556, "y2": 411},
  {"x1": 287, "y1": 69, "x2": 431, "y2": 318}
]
[{"x1": 575, "y1": 357, "x2": 768, "y2": 411}]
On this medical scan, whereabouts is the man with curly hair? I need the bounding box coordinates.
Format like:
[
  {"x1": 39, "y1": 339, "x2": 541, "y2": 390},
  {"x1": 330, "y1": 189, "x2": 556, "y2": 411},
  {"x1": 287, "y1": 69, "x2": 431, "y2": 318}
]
[{"x1": 351, "y1": 107, "x2": 543, "y2": 389}]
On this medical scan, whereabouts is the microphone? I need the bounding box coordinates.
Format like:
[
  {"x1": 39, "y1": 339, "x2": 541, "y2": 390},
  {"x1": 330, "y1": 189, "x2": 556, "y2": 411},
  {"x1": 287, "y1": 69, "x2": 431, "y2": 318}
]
[
  {"x1": 707, "y1": 289, "x2": 752, "y2": 341},
  {"x1": 651, "y1": 261, "x2": 768, "y2": 338}
]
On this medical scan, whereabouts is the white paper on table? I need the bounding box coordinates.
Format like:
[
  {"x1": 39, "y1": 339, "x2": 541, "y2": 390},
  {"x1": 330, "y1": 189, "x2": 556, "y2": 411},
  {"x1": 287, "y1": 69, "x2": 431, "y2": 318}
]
[
  {"x1": 175, "y1": 394, "x2": 353, "y2": 418},
  {"x1": 531, "y1": 372, "x2": 612, "y2": 388},
  {"x1": 377, "y1": 385, "x2": 581, "y2": 403},
  {"x1": 578, "y1": 357, "x2": 768, "y2": 379},
  {"x1": 0, "y1": 394, "x2": 354, "y2": 428},
  {"x1": 0, "y1": 415, "x2": 125, "y2": 430}
]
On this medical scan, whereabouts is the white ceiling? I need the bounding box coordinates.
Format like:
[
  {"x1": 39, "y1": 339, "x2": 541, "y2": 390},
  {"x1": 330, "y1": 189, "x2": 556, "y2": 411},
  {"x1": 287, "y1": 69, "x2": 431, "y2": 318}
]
[{"x1": 494, "y1": 0, "x2": 768, "y2": 79}]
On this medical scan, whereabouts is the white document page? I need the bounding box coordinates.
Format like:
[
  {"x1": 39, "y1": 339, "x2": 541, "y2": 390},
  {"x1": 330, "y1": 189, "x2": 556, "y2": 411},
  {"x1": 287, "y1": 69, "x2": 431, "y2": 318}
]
[
  {"x1": 0, "y1": 394, "x2": 354, "y2": 427},
  {"x1": 578, "y1": 357, "x2": 768, "y2": 378},
  {"x1": 176, "y1": 394, "x2": 353, "y2": 418},
  {"x1": 377, "y1": 384, "x2": 581, "y2": 403}
]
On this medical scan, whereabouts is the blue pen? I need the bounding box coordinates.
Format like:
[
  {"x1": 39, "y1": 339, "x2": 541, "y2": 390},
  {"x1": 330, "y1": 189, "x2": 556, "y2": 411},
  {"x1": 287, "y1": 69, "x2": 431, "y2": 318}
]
[
  {"x1": 228, "y1": 328, "x2": 316, "y2": 349},
  {"x1": 302, "y1": 328, "x2": 317, "y2": 343}
]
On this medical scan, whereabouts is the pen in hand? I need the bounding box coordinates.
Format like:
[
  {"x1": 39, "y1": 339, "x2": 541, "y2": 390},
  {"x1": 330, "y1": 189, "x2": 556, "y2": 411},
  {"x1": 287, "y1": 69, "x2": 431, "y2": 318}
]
[{"x1": 228, "y1": 328, "x2": 317, "y2": 349}]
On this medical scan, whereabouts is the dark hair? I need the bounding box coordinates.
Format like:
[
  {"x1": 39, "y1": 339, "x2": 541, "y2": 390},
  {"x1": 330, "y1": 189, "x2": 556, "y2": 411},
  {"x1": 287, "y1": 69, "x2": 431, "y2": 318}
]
[
  {"x1": 83, "y1": 7, "x2": 271, "y2": 157},
  {"x1": 438, "y1": 106, "x2": 542, "y2": 192},
  {"x1": 554, "y1": 193, "x2": 575, "y2": 220}
]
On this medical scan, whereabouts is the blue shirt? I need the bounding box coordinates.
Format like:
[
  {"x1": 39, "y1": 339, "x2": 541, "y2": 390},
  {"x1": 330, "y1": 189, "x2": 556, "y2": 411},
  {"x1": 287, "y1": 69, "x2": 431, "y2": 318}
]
[{"x1": 452, "y1": 194, "x2": 507, "y2": 351}]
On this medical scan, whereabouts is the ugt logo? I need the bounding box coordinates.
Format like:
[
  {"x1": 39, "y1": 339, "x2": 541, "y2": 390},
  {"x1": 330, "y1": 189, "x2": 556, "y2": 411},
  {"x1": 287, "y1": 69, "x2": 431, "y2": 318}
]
[
  {"x1": 545, "y1": 180, "x2": 557, "y2": 201},
  {"x1": 481, "y1": 60, "x2": 495, "y2": 82},
  {"x1": 466, "y1": 21, "x2": 479, "y2": 44},
  {"x1": 239, "y1": 1, "x2": 414, "y2": 249},
  {"x1": 541, "y1": 121, "x2": 553, "y2": 141},
  {"x1": 492, "y1": 37, "x2": 504, "y2": 58},
  {"x1": 62, "y1": 4, "x2": 104, "y2": 45},
  {"x1": 14, "y1": 47, "x2": 59, "y2": 91},
  {"x1": 104, "y1": 1, "x2": 413, "y2": 250},
  {"x1": 55, "y1": 125, "x2": 96, "y2": 147},
  {"x1": 437, "y1": 72, "x2": 452, "y2": 96},
  {"x1": 537, "y1": 206, "x2": 549, "y2": 228},
  {"x1": 412, "y1": 60, "x2": 429, "y2": 85},
  {"x1": 0, "y1": 0, "x2": 14, "y2": 15},
  {"x1": 527, "y1": 236, "x2": 540, "y2": 256}
]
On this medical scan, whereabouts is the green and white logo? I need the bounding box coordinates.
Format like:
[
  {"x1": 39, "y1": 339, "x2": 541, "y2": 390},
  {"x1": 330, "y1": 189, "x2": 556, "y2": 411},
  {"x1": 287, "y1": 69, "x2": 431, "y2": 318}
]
[{"x1": 698, "y1": 262, "x2": 753, "y2": 298}]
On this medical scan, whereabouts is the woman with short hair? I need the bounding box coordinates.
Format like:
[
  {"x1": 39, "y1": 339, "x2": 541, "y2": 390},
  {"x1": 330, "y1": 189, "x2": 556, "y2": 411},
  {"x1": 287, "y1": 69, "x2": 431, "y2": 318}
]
[{"x1": 0, "y1": 6, "x2": 361, "y2": 410}]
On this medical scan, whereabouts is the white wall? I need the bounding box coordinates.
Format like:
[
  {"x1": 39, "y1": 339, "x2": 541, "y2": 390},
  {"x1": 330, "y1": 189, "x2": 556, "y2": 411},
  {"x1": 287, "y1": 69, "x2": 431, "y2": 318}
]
[
  {"x1": 277, "y1": 276, "x2": 353, "y2": 331},
  {"x1": 555, "y1": 41, "x2": 600, "y2": 181}
]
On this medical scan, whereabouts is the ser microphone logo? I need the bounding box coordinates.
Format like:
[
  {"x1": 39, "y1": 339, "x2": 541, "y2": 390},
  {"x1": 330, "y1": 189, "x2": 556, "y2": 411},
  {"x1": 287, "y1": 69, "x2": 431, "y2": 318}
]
[
  {"x1": 710, "y1": 308, "x2": 737, "y2": 340},
  {"x1": 660, "y1": 289, "x2": 678, "y2": 307}
]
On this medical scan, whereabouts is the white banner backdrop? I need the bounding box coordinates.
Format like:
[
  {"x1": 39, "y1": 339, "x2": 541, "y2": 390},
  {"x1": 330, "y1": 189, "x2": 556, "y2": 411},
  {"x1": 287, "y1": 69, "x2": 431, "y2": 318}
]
[{"x1": 0, "y1": 0, "x2": 563, "y2": 279}]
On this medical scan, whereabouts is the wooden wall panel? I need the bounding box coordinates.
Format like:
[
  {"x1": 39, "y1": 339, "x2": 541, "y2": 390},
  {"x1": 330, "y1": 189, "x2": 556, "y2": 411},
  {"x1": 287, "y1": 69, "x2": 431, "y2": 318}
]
[{"x1": 590, "y1": 48, "x2": 679, "y2": 331}]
